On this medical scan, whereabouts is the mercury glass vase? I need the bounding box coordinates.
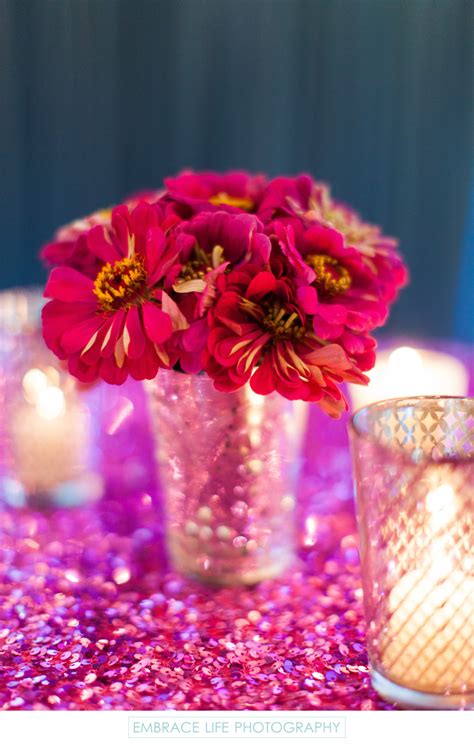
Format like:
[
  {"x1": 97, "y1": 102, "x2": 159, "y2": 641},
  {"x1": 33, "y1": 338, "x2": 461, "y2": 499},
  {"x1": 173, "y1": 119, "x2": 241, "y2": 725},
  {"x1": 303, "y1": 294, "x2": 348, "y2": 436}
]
[
  {"x1": 349, "y1": 396, "x2": 474, "y2": 710},
  {"x1": 146, "y1": 369, "x2": 307, "y2": 585}
]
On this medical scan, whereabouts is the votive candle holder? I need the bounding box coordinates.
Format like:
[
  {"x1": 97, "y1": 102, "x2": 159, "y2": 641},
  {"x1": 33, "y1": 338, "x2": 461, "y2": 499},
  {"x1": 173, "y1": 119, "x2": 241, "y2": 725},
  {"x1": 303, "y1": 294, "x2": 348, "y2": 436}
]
[
  {"x1": 0, "y1": 288, "x2": 104, "y2": 509},
  {"x1": 349, "y1": 396, "x2": 474, "y2": 709}
]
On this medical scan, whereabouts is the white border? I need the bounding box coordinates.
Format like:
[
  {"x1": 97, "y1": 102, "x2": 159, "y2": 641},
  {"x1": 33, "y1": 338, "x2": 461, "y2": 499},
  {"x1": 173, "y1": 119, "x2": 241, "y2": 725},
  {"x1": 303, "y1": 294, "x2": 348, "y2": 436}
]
[{"x1": 0, "y1": 710, "x2": 472, "y2": 744}]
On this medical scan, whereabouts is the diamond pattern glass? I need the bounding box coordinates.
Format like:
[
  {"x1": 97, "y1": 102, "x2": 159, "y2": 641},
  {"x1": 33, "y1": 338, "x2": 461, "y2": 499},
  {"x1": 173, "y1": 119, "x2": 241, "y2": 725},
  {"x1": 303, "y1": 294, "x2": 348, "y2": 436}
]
[{"x1": 349, "y1": 397, "x2": 474, "y2": 709}]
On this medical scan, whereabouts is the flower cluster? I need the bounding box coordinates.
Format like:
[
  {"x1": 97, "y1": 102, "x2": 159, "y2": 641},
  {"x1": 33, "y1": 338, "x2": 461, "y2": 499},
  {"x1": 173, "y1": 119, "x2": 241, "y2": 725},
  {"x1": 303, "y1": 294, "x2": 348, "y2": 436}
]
[{"x1": 42, "y1": 170, "x2": 407, "y2": 416}]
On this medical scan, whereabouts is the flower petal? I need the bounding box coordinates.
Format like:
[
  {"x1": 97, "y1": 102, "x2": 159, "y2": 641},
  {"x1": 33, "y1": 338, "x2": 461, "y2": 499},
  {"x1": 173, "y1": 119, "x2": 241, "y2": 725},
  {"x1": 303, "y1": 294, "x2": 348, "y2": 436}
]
[
  {"x1": 124, "y1": 306, "x2": 146, "y2": 359},
  {"x1": 144, "y1": 225, "x2": 167, "y2": 279},
  {"x1": 173, "y1": 279, "x2": 207, "y2": 294},
  {"x1": 297, "y1": 285, "x2": 318, "y2": 313},
  {"x1": 100, "y1": 356, "x2": 129, "y2": 385},
  {"x1": 250, "y1": 356, "x2": 275, "y2": 395},
  {"x1": 61, "y1": 315, "x2": 105, "y2": 355},
  {"x1": 142, "y1": 302, "x2": 173, "y2": 345},
  {"x1": 128, "y1": 341, "x2": 160, "y2": 380},
  {"x1": 42, "y1": 300, "x2": 88, "y2": 357},
  {"x1": 318, "y1": 303, "x2": 347, "y2": 324},
  {"x1": 87, "y1": 225, "x2": 121, "y2": 264},
  {"x1": 181, "y1": 318, "x2": 206, "y2": 352},
  {"x1": 68, "y1": 353, "x2": 101, "y2": 384},
  {"x1": 44, "y1": 267, "x2": 95, "y2": 302},
  {"x1": 313, "y1": 315, "x2": 343, "y2": 340},
  {"x1": 100, "y1": 309, "x2": 126, "y2": 357},
  {"x1": 161, "y1": 291, "x2": 189, "y2": 331},
  {"x1": 305, "y1": 343, "x2": 352, "y2": 370},
  {"x1": 246, "y1": 271, "x2": 276, "y2": 301}
]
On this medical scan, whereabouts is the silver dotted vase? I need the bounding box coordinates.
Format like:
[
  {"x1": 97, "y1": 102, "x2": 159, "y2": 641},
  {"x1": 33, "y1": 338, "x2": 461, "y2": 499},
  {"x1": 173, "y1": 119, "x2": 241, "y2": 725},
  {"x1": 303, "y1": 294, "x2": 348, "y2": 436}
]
[{"x1": 146, "y1": 369, "x2": 307, "y2": 585}]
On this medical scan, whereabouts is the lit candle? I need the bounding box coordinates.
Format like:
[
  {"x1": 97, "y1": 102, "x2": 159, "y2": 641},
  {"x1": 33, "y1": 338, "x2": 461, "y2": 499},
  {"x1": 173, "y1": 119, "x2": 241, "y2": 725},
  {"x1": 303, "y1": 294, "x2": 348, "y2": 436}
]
[
  {"x1": 381, "y1": 482, "x2": 474, "y2": 694},
  {"x1": 7, "y1": 368, "x2": 101, "y2": 507},
  {"x1": 348, "y1": 346, "x2": 469, "y2": 410},
  {"x1": 382, "y1": 568, "x2": 474, "y2": 693}
]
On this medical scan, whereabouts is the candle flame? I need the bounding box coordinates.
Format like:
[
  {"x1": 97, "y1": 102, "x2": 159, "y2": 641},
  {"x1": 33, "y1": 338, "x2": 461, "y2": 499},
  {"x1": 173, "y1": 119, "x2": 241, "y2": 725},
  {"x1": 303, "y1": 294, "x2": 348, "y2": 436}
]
[
  {"x1": 35, "y1": 386, "x2": 66, "y2": 420},
  {"x1": 348, "y1": 344, "x2": 468, "y2": 409},
  {"x1": 387, "y1": 346, "x2": 424, "y2": 391},
  {"x1": 22, "y1": 368, "x2": 48, "y2": 404},
  {"x1": 426, "y1": 483, "x2": 457, "y2": 529},
  {"x1": 388, "y1": 346, "x2": 423, "y2": 373}
]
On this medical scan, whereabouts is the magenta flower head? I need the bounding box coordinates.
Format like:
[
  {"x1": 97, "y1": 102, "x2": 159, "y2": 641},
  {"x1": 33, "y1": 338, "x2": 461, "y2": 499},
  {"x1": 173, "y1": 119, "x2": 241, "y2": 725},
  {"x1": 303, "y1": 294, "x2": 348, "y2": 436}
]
[
  {"x1": 169, "y1": 210, "x2": 271, "y2": 312},
  {"x1": 205, "y1": 263, "x2": 367, "y2": 416},
  {"x1": 159, "y1": 210, "x2": 271, "y2": 374},
  {"x1": 162, "y1": 169, "x2": 267, "y2": 215},
  {"x1": 268, "y1": 220, "x2": 384, "y2": 371},
  {"x1": 42, "y1": 202, "x2": 189, "y2": 384},
  {"x1": 261, "y1": 176, "x2": 408, "y2": 303}
]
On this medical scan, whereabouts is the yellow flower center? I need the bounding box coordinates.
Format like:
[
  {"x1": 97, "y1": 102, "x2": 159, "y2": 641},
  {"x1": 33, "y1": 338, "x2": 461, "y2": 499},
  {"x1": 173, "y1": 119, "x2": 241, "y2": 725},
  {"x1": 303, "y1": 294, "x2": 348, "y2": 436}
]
[
  {"x1": 178, "y1": 260, "x2": 212, "y2": 282},
  {"x1": 94, "y1": 254, "x2": 148, "y2": 312},
  {"x1": 306, "y1": 254, "x2": 352, "y2": 296},
  {"x1": 174, "y1": 244, "x2": 225, "y2": 292},
  {"x1": 261, "y1": 301, "x2": 305, "y2": 341},
  {"x1": 208, "y1": 192, "x2": 254, "y2": 211}
]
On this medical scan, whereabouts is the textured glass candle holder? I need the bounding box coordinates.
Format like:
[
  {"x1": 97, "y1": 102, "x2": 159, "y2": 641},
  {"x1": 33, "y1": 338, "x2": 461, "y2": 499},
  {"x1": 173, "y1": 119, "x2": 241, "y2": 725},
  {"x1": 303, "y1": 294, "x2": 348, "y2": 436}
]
[
  {"x1": 0, "y1": 288, "x2": 104, "y2": 509},
  {"x1": 350, "y1": 396, "x2": 474, "y2": 710},
  {"x1": 147, "y1": 370, "x2": 307, "y2": 585}
]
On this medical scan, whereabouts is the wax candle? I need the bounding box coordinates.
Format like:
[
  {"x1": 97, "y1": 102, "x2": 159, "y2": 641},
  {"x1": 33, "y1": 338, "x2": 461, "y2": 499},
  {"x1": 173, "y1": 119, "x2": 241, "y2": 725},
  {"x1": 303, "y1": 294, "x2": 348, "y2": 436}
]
[
  {"x1": 7, "y1": 367, "x2": 102, "y2": 507},
  {"x1": 381, "y1": 482, "x2": 474, "y2": 694},
  {"x1": 348, "y1": 346, "x2": 469, "y2": 410},
  {"x1": 0, "y1": 289, "x2": 105, "y2": 509},
  {"x1": 382, "y1": 568, "x2": 474, "y2": 693}
]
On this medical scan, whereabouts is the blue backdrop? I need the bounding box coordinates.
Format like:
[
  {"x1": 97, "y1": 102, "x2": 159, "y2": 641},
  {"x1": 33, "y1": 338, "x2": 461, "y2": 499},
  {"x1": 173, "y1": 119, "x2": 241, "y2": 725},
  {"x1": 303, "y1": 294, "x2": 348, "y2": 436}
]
[{"x1": 1, "y1": 0, "x2": 473, "y2": 340}]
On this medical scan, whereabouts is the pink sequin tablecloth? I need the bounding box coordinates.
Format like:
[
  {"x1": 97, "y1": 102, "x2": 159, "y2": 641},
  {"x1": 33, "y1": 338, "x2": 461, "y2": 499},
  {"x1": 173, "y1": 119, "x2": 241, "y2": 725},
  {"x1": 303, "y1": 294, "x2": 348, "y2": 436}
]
[{"x1": 0, "y1": 340, "x2": 472, "y2": 711}]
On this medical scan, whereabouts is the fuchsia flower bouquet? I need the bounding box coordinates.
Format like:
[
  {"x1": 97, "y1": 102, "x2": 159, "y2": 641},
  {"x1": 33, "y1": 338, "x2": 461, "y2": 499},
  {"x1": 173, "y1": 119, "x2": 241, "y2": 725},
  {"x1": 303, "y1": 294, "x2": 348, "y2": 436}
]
[
  {"x1": 41, "y1": 171, "x2": 407, "y2": 584},
  {"x1": 41, "y1": 171, "x2": 407, "y2": 418}
]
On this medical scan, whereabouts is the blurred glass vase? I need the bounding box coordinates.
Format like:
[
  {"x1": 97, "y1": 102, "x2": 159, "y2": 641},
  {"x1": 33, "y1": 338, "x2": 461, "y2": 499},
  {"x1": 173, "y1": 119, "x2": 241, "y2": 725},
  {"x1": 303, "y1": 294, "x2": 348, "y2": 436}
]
[
  {"x1": 146, "y1": 369, "x2": 307, "y2": 585},
  {"x1": 0, "y1": 289, "x2": 103, "y2": 509}
]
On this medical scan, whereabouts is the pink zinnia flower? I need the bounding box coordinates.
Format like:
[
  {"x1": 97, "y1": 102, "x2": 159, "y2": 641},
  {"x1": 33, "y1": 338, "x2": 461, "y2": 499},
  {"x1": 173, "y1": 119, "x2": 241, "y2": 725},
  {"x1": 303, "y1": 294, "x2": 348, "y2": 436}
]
[
  {"x1": 261, "y1": 177, "x2": 407, "y2": 303},
  {"x1": 162, "y1": 169, "x2": 267, "y2": 215},
  {"x1": 257, "y1": 174, "x2": 315, "y2": 224},
  {"x1": 270, "y1": 220, "x2": 389, "y2": 370},
  {"x1": 299, "y1": 183, "x2": 408, "y2": 301},
  {"x1": 170, "y1": 211, "x2": 271, "y2": 312},
  {"x1": 205, "y1": 264, "x2": 367, "y2": 416},
  {"x1": 42, "y1": 202, "x2": 189, "y2": 384},
  {"x1": 166, "y1": 211, "x2": 271, "y2": 373}
]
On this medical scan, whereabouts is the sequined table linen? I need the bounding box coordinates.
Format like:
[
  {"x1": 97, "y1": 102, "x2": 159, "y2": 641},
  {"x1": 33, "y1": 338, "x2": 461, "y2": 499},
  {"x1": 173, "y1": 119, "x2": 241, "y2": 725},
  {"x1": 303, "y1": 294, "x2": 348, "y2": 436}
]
[
  {"x1": 0, "y1": 402, "x2": 386, "y2": 711},
  {"x1": 0, "y1": 341, "x2": 472, "y2": 711}
]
